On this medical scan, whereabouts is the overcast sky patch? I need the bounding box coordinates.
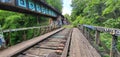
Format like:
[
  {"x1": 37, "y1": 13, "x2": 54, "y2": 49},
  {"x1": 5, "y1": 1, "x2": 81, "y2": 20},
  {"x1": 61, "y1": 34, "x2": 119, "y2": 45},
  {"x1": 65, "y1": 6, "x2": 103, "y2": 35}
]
[{"x1": 62, "y1": 0, "x2": 72, "y2": 15}]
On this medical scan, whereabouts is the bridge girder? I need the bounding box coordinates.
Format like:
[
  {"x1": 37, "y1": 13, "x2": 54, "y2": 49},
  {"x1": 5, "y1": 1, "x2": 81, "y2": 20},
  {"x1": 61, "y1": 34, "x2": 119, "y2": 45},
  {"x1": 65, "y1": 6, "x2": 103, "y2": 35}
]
[{"x1": 0, "y1": 0, "x2": 64, "y2": 18}]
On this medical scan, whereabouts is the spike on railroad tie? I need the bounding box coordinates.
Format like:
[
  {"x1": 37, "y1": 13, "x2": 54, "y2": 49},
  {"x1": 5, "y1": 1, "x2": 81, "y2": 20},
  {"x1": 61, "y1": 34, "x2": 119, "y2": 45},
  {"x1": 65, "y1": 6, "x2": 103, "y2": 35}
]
[
  {"x1": 55, "y1": 50, "x2": 63, "y2": 55},
  {"x1": 57, "y1": 47, "x2": 64, "y2": 50}
]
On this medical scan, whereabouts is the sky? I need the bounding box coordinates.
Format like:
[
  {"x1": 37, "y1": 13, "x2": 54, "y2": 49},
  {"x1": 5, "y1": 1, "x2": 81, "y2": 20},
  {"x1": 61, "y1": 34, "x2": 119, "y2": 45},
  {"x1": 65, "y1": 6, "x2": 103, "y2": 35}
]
[{"x1": 62, "y1": 0, "x2": 72, "y2": 15}]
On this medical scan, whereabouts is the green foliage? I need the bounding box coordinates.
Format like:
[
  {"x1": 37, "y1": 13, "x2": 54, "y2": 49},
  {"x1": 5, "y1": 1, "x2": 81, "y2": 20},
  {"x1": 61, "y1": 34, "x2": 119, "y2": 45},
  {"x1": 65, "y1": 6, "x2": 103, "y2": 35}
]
[
  {"x1": 46, "y1": 0, "x2": 63, "y2": 12},
  {"x1": 103, "y1": 18, "x2": 120, "y2": 28},
  {"x1": 70, "y1": 0, "x2": 120, "y2": 28},
  {"x1": 0, "y1": 0, "x2": 63, "y2": 46},
  {"x1": 63, "y1": 25, "x2": 73, "y2": 28},
  {"x1": 71, "y1": 0, "x2": 120, "y2": 56},
  {"x1": 0, "y1": 10, "x2": 49, "y2": 46},
  {"x1": 64, "y1": 14, "x2": 72, "y2": 23},
  {"x1": 71, "y1": 0, "x2": 120, "y2": 27},
  {"x1": 3, "y1": 15, "x2": 22, "y2": 29},
  {"x1": 101, "y1": 33, "x2": 112, "y2": 49}
]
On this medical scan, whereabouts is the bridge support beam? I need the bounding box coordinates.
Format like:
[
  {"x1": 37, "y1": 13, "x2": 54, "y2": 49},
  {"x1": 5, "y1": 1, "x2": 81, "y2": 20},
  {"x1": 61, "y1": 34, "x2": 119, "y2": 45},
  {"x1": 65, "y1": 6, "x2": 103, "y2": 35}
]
[
  {"x1": 82, "y1": 26, "x2": 85, "y2": 34},
  {"x1": 95, "y1": 30, "x2": 100, "y2": 45},
  {"x1": 110, "y1": 35, "x2": 118, "y2": 57},
  {"x1": 86, "y1": 29, "x2": 90, "y2": 41},
  {"x1": 23, "y1": 31, "x2": 26, "y2": 41}
]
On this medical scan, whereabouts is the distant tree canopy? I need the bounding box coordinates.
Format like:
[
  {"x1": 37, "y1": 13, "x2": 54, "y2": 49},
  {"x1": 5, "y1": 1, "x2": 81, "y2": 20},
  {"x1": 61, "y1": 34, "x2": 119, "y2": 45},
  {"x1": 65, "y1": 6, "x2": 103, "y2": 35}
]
[
  {"x1": 70, "y1": 0, "x2": 120, "y2": 54},
  {"x1": 46, "y1": 0, "x2": 63, "y2": 12},
  {"x1": 64, "y1": 14, "x2": 72, "y2": 23},
  {"x1": 71, "y1": 0, "x2": 120, "y2": 28}
]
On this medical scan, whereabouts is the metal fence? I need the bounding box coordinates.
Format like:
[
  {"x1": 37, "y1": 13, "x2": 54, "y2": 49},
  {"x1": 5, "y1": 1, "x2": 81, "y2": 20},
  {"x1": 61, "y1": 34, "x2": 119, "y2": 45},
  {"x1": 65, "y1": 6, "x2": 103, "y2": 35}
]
[
  {"x1": 0, "y1": 25, "x2": 60, "y2": 49},
  {"x1": 78, "y1": 24, "x2": 120, "y2": 57}
]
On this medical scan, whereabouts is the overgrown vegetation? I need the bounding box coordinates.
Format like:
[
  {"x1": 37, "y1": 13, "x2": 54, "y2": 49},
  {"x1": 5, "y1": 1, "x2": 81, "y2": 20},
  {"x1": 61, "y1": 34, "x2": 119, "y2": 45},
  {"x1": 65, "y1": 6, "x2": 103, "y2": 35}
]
[
  {"x1": 0, "y1": 10, "x2": 49, "y2": 46},
  {"x1": 0, "y1": 0, "x2": 63, "y2": 46},
  {"x1": 46, "y1": 0, "x2": 63, "y2": 12},
  {"x1": 71, "y1": 0, "x2": 120, "y2": 27},
  {"x1": 70, "y1": 0, "x2": 120, "y2": 57}
]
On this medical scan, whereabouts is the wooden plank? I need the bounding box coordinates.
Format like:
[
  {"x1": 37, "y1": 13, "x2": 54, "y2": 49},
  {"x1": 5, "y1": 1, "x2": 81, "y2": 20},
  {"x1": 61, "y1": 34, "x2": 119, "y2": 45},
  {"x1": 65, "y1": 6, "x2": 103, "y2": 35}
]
[
  {"x1": 0, "y1": 28, "x2": 64, "y2": 57},
  {"x1": 70, "y1": 28, "x2": 101, "y2": 57},
  {"x1": 70, "y1": 28, "x2": 82, "y2": 57}
]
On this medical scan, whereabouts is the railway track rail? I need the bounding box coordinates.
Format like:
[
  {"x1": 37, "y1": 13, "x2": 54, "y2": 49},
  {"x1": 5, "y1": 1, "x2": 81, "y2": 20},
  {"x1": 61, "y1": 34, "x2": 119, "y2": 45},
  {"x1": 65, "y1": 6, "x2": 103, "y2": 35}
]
[{"x1": 0, "y1": 28, "x2": 72, "y2": 57}]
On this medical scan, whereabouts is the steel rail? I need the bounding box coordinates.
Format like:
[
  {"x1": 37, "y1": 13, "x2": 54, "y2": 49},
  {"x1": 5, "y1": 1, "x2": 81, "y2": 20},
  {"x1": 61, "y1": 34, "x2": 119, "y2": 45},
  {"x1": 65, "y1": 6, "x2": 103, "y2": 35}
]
[{"x1": 61, "y1": 29, "x2": 72, "y2": 57}]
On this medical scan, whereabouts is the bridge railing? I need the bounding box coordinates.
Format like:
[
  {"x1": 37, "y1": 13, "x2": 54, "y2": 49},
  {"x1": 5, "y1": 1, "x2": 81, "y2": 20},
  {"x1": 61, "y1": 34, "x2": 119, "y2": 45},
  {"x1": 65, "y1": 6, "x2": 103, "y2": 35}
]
[
  {"x1": 78, "y1": 24, "x2": 120, "y2": 57},
  {"x1": 0, "y1": 25, "x2": 60, "y2": 49}
]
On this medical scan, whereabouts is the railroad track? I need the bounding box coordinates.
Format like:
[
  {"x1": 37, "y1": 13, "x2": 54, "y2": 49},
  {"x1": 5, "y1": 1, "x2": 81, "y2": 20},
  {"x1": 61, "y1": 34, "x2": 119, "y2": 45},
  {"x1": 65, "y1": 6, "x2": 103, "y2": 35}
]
[{"x1": 0, "y1": 28, "x2": 72, "y2": 57}]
